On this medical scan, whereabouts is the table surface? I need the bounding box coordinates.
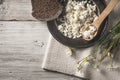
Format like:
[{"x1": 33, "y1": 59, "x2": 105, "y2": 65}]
[{"x1": 0, "y1": 0, "x2": 84, "y2": 80}]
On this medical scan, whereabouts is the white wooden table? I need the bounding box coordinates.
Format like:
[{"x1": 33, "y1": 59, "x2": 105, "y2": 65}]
[{"x1": 0, "y1": 0, "x2": 83, "y2": 80}]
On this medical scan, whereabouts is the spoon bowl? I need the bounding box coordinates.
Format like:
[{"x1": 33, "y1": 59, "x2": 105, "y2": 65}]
[{"x1": 81, "y1": 0, "x2": 120, "y2": 41}]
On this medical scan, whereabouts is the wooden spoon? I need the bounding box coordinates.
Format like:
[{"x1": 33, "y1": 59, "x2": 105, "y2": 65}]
[{"x1": 81, "y1": 0, "x2": 120, "y2": 41}]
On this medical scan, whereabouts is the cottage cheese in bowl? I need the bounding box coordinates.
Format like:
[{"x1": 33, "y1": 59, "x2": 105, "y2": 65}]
[{"x1": 58, "y1": 0, "x2": 98, "y2": 39}]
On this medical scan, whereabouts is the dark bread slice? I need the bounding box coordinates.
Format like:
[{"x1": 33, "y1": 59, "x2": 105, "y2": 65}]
[{"x1": 31, "y1": 0, "x2": 63, "y2": 21}]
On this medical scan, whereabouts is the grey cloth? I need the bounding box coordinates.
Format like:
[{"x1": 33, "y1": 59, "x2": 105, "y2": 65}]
[{"x1": 42, "y1": 1, "x2": 120, "y2": 80}]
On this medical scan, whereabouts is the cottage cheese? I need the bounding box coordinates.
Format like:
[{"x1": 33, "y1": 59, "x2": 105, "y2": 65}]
[
  {"x1": 82, "y1": 25, "x2": 97, "y2": 39},
  {"x1": 58, "y1": 0, "x2": 98, "y2": 39}
]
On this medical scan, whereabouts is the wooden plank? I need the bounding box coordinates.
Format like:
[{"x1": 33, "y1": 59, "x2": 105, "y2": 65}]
[
  {"x1": 0, "y1": 21, "x2": 50, "y2": 55},
  {"x1": 0, "y1": 0, "x2": 36, "y2": 20}
]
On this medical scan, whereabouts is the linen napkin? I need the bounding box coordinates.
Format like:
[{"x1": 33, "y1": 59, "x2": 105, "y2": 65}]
[{"x1": 42, "y1": 1, "x2": 120, "y2": 80}]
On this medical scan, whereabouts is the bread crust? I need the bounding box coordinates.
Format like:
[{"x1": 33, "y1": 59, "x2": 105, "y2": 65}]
[{"x1": 31, "y1": 0, "x2": 63, "y2": 21}]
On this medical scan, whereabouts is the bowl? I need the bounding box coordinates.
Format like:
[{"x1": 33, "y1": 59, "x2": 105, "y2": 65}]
[{"x1": 47, "y1": 0, "x2": 108, "y2": 48}]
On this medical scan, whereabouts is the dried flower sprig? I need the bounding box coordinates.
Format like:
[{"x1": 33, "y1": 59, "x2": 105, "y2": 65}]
[
  {"x1": 66, "y1": 47, "x2": 73, "y2": 56},
  {"x1": 77, "y1": 21, "x2": 120, "y2": 71}
]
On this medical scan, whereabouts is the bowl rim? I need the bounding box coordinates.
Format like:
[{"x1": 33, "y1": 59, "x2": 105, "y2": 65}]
[{"x1": 47, "y1": 0, "x2": 108, "y2": 48}]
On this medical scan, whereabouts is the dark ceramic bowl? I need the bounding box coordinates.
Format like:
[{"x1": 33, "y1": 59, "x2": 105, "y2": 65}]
[{"x1": 47, "y1": 0, "x2": 108, "y2": 48}]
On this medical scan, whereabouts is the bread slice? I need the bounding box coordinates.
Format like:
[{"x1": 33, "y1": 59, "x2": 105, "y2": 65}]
[{"x1": 31, "y1": 0, "x2": 63, "y2": 21}]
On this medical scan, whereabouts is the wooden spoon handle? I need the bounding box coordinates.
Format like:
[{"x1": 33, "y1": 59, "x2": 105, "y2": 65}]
[{"x1": 92, "y1": 0, "x2": 120, "y2": 28}]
